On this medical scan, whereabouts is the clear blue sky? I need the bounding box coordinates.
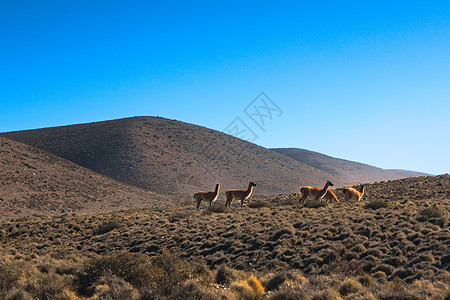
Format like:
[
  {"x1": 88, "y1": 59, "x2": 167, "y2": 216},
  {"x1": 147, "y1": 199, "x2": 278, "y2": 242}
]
[{"x1": 1, "y1": 1, "x2": 449, "y2": 175}]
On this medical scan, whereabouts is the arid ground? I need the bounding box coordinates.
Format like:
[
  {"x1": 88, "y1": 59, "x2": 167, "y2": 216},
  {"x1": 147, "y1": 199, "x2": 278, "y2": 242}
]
[{"x1": 1, "y1": 175, "x2": 449, "y2": 299}]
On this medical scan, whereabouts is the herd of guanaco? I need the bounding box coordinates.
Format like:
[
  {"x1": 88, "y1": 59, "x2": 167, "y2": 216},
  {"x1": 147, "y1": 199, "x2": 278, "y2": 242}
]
[{"x1": 194, "y1": 180, "x2": 365, "y2": 210}]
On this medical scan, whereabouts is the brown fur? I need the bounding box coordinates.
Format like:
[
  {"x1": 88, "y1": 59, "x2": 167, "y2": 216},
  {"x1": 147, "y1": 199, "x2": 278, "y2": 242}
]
[
  {"x1": 343, "y1": 184, "x2": 365, "y2": 201},
  {"x1": 194, "y1": 184, "x2": 220, "y2": 210},
  {"x1": 300, "y1": 182, "x2": 340, "y2": 204},
  {"x1": 225, "y1": 181, "x2": 256, "y2": 208}
]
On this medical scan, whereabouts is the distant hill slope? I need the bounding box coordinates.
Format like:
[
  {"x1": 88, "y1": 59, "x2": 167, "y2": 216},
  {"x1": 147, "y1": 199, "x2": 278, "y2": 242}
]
[
  {"x1": 2, "y1": 117, "x2": 427, "y2": 196},
  {"x1": 272, "y1": 148, "x2": 429, "y2": 184},
  {"x1": 2, "y1": 117, "x2": 340, "y2": 195},
  {"x1": 0, "y1": 136, "x2": 165, "y2": 219}
]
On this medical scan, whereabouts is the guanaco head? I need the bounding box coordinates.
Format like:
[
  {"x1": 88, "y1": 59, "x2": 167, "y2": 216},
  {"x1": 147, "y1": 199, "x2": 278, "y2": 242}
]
[
  {"x1": 327, "y1": 180, "x2": 334, "y2": 187},
  {"x1": 249, "y1": 181, "x2": 256, "y2": 187}
]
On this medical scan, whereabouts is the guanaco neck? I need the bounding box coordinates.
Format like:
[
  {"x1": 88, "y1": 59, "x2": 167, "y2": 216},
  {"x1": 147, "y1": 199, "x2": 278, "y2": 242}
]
[
  {"x1": 214, "y1": 184, "x2": 220, "y2": 196},
  {"x1": 321, "y1": 182, "x2": 331, "y2": 193},
  {"x1": 359, "y1": 185, "x2": 365, "y2": 195},
  {"x1": 245, "y1": 182, "x2": 254, "y2": 197}
]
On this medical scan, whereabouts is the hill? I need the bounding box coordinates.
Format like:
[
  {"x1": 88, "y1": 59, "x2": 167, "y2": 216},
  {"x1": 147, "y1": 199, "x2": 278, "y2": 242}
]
[
  {"x1": 272, "y1": 148, "x2": 429, "y2": 184},
  {"x1": 0, "y1": 175, "x2": 448, "y2": 299},
  {"x1": 0, "y1": 136, "x2": 166, "y2": 219},
  {"x1": 1, "y1": 117, "x2": 339, "y2": 195},
  {"x1": 2, "y1": 117, "x2": 427, "y2": 196}
]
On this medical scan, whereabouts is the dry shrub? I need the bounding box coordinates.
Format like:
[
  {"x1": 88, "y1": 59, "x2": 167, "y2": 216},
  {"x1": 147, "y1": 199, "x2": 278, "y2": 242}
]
[
  {"x1": 150, "y1": 251, "x2": 192, "y2": 296},
  {"x1": 168, "y1": 280, "x2": 216, "y2": 300},
  {"x1": 95, "y1": 218, "x2": 123, "y2": 235},
  {"x1": 77, "y1": 251, "x2": 157, "y2": 296},
  {"x1": 303, "y1": 200, "x2": 328, "y2": 208},
  {"x1": 358, "y1": 273, "x2": 374, "y2": 287},
  {"x1": 92, "y1": 276, "x2": 139, "y2": 300},
  {"x1": 205, "y1": 203, "x2": 228, "y2": 213},
  {"x1": 312, "y1": 288, "x2": 343, "y2": 300},
  {"x1": 364, "y1": 200, "x2": 391, "y2": 210},
  {"x1": 230, "y1": 275, "x2": 264, "y2": 300},
  {"x1": 248, "y1": 200, "x2": 271, "y2": 208},
  {"x1": 215, "y1": 266, "x2": 239, "y2": 285},
  {"x1": 419, "y1": 205, "x2": 443, "y2": 219},
  {"x1": 269, "y1": 285, "x2": 310, "y2": 300},
  {"x1": 0, "y1": 261, "x2": 21, "y2": 296},
  {"x1": 418, "y1": 205, "x2": 448, "y2": 227},
  {"x1": 338, "y1": 278, "x2": 363, "y2": 296},
  {"x1": 247, "y1": 275, "x2": 264, "y2": 296},
  {"x1": 265, "y1": 271, "x2": 307, "y2": 291},
  {"x1": 23, "y1": 273, "x2": 75, "y2": 300}
]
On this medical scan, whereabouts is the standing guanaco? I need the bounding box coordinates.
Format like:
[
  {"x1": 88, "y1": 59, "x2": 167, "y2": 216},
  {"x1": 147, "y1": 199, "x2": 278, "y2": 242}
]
[
  {"x1": 299, "y1": 180, "x2": 339, "y2": 203},
  {"x1": 193, "y1": 184, "x2": 220, "y2": 210},
  {"x1": 225, "y1": 181, "x2": 256, "y2": 208}
]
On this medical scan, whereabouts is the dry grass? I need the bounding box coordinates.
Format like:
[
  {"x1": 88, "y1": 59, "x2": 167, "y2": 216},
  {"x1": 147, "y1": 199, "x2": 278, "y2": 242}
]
[{"x1": 0, "y1": 175, "x2": 449, "y2": 299}]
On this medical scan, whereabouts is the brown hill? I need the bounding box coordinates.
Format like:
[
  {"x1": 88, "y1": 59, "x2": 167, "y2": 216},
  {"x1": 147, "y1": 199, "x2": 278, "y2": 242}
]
[
  {"x1": 1, "y1": 117, "x2": 427, "y2": 197},
  {"x1": 1, "y1": 117, "x2": 339, "y2": 195},
  {"x1": 0, "y1": 136, "x2": 166, "y2": 219},
  {"x1": 272, "y1": 148, "x2": 429, "y2": 184}
]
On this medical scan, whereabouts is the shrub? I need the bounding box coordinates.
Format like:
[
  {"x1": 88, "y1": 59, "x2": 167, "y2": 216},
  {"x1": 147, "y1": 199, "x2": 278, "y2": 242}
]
[
  {"x1": 150, "y1": 252, "x2": 191, "y2": 296},
  {"x1": 23, "y1": 273, "x2": 74, "y2": 300},
  {"x1": 269, "y1": 286, "x2": 310, "y2": 300},
  {"x1": 418, "y1": 205, "x2": 447, "y2": 226},
  {"x1": 230, "y1": 275, "x2": 264, "y2": 300},
  {"x1": 312, "y1": 288, "x2": 343, "y2": 300},
  {"x1": 168, "y1": 280, "x2": 216, "y2": 300},
  {"x1": 92, "y1": 276, "x2": 139, "y2": 300},
  {"x1": 95, "y1": 218, "x2": 123, "y2": 235},
  {"x1": 0, "y1": 262, "x2": 21, "y2": 296},
  {"x1": 205, "y1": 203, "x2": 228, "y2": 213},
  {"x1": 303, "y1": 200, "x2": 328, "y2": 208},
  {"x1": 215, "y1": 266, "x2": 237, "y2": 284},
  {"x1": 338, "y1": 278, "x2": 363, "y2": 296},
  {"x1": 247, "y1": 275, "x2": 264, "y2": 297},
  {"x1": 77, "y1": 251, "x2": 158, "y2": 296},
  {"x1": 248, "y1": 200, "x2": 271, "y2": 208},
  {"x1": 364, "y1": 200, "x2": 391, "y2": 210}
]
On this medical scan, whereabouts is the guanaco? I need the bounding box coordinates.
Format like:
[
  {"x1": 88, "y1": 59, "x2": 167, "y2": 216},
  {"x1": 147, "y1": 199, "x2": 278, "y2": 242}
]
[
  {"x1": 194, "y1": 184, "x2": 220, "y2": 210},
  {"x1": 343, "y1": 184, "x2": 365, "y2": 201},
  {"x1": 225, "y1": 181, "x2": 256, "y2": 208},
  {"x1": 300, "y1": 180, "x2": 339, "y2": 203}
]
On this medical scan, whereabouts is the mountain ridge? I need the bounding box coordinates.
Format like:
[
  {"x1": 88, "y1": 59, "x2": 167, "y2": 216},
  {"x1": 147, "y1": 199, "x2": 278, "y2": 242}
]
[{"x1": 1, "y1": 116, "x2": 427, "y2": 196}]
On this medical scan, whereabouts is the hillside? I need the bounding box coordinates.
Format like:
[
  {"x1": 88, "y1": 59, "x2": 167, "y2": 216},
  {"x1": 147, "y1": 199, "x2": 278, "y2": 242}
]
[
  {"x1": 0, "y1": 175, "x2": 448, "y2": 299},
  {"x1": 0, "y1": 136, "x2": 166, "y2": 219},
  {"x1": 2, "y1": 117, "x2": 427, "y2": 197},
  {"x1": 272, "y1": 148, "x2": 429, "y2": 184},
  {"x1": 2, "y1": 117, "x2": 339, "y2": 195}
]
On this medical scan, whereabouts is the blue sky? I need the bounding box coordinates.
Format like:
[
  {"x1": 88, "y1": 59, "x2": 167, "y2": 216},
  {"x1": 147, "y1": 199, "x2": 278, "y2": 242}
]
[{"x1": 1, "y1": 1, "x2": 449, "y2": 175}]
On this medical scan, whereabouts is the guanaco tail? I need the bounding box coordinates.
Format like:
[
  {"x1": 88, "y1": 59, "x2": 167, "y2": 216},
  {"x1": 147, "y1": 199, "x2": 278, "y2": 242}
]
[
  {"x1": 193, "y1": 184, "x2": 220, "y2": 210},
  {"x1": 343, "y1": 184, "x2": 365, "y2": 201},
  {"x1": 225, "y1": 181, "x2": 256, "y2": 208},
  {"x1": 299, "y1": 180, "x2": 339, "y2": 203}
]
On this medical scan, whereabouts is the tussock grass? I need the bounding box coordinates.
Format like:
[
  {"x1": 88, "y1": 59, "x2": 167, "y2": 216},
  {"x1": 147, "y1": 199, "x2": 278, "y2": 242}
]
[
  {"x1": 249, "y1": 200, "x2": 272, "y2": 208},
  {"x1": 303, "y1": 200, "x2": 328, "y2": 208},
  {"x1": 230, "y1": 275, "x2": 264, "y2": 300},
  {"x1": 77, "y1": 251, "x2": 157, "y2": 296},
  {"x1": 95, "y1": 218, "x2": 123, "y2": 235},
  {"x1": 205, "y1": 203, "x2": 228, "y2": 213},
  {"x1": 364, "y1": 199, "x2": 391, "y2": 210}
]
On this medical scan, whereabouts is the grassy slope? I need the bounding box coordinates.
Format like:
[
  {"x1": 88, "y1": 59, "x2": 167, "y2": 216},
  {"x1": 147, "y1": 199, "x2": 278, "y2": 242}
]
[{"x1": 1, "y1": 176, "x2": 448, "y2": 281}]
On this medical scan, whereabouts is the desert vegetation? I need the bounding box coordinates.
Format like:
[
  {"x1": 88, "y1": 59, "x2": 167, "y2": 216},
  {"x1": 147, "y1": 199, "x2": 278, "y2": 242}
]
[{"x1": 0, "y1": 175, "x2": 449, "y2": 299}]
